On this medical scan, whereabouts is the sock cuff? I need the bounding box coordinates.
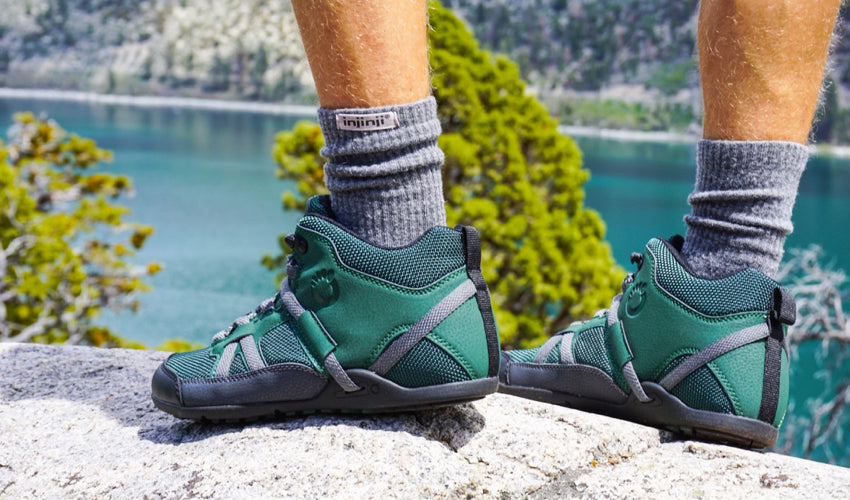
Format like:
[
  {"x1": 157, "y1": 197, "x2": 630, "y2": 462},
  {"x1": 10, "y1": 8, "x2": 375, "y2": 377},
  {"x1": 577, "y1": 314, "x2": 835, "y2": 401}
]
[
  {"x1": 318, "y1": 97, "x2": 441, "y2": 158},
  {"x1": 683, "y1": 139, "x2": 811, "y2": 278},
  {"x1": 695, "y1": 140, "x2": 809, "y2": 191},
  {"x1": 317, "y1": 97, "x2": 447, "y2": 247}
]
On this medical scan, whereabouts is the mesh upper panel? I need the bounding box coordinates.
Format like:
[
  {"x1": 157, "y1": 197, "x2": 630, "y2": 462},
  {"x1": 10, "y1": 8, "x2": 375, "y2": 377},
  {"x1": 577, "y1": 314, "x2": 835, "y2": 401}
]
[
  {"x1": 298, "y1": 216, "x2": 464, "y2": 288},
  {"x1": 648, "y1": 239, "x2": 777, "y2": 316},
  {"x1": 545, "y1": 342, "x2": 562, "y2": 363},
  {"x1": 385, "y1": 339, "x2": 470, "y2": 388},
  {"x1": 228, "y1": 351, "x2": 249, "y2": 376},
  {"x1": 659, "y1": 355, "x2": 734, "y2": 414},
  {"x1": 166, "y1": 349, "x2": 216, "y2": 379},
  {"x1": 259, "y1": 321, "x2": 312, "y2": 367},
  {"x1": 572, "y1": 326, "x2": 614, "y2": 378},
  {"x1": 505, "y1": 348, "x2": 537, "y2": 363},
  {"x1": 502, "y1": 344, "x2": 561, "y2": 364}
]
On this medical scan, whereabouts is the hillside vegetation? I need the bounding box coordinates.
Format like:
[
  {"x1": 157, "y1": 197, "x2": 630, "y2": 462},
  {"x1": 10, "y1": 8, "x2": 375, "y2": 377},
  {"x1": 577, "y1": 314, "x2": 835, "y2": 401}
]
[
  {"x1": 444, "y1": 0, "x2": 850, "y2": 142},
  {"x1": 0, "y1": 0, "x2": 312, "y2": 102},
  {"x1": 1, "y1": 0, "x2": 848, "y2": 140}
]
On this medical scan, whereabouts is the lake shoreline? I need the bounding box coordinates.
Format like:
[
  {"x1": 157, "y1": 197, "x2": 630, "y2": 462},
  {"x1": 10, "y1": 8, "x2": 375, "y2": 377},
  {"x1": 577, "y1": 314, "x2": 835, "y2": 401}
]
[
  {"x1": 3, "y1": 87, "x2": 849, "y2": 158},
  {"x1": 0, "y1": 87, "x2": 317, "y2": 117},
  {"x1": 560, "y1": 125, "x2": 850, "y2": 159}
]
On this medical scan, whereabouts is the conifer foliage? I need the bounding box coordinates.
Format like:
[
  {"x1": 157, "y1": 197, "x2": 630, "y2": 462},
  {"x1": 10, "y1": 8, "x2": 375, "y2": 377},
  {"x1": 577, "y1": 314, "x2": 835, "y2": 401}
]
[
  {"x1": 268, "y1": 2, "x2": 622, "y2": 348},
  {"x1": 0, "y1": 113, "x2": 158, "y2": 346}
]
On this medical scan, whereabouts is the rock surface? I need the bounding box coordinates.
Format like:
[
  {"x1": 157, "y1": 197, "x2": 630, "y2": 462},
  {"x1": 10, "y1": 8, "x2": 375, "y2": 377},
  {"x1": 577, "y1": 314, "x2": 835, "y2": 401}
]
[{"x1": 1, "y1": 342, "x2": 848, "y2": 499}]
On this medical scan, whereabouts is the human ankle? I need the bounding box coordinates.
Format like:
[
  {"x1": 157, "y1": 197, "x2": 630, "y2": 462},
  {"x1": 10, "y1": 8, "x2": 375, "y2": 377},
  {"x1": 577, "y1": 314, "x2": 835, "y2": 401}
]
[
  {"x1": 681, "y1": 139, "x2": 809, "y2": 278},
  {"x1": 318, "y1": 97, "x2": 446, "y2": 248}
]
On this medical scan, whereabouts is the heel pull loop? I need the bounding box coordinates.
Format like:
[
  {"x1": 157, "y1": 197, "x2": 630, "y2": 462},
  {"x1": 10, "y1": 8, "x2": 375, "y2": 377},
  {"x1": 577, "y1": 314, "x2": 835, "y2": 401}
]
[
  {"x1": 459, "y1": 225, "x2": 500, "y2": 378},
  {"x1": 771, "y1": 286, "x2": 796, "y2": 325}
]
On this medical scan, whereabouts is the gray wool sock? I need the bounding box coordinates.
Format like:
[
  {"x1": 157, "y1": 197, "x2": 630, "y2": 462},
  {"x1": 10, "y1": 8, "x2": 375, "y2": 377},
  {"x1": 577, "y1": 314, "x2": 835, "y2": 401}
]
[
  {"x1": 681, "y1": 140, "x2": 809, "y2": 278},
  {"x1": 317, "y1": 96, "x2": 447, "y2": 248}
]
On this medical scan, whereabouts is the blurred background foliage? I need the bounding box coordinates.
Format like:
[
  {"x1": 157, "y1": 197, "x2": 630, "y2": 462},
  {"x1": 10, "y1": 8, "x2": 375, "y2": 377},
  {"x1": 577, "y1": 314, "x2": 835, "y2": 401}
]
[{"x1": 0, "y1": 112, "x2": 157, "y2": 347}]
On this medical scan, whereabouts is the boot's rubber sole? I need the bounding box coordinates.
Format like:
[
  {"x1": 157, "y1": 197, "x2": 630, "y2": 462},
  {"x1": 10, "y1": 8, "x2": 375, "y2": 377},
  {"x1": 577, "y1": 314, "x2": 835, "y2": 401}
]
[
  {"x1": 499, "y1": 357, "x2": 777, "y2": 449},
  {"x1": 152, "y1": 366, "x2": 498, "y2": 422}
]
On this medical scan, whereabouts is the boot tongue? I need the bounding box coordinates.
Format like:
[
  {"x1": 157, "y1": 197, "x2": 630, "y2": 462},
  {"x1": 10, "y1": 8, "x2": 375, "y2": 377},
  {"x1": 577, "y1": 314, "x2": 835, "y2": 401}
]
[
  {"x1": 305, "y1": 195, "x2": 336, "y2": 218},
  {"x1": 667, "y1": 234, "x2": 685, "y2": 252}
]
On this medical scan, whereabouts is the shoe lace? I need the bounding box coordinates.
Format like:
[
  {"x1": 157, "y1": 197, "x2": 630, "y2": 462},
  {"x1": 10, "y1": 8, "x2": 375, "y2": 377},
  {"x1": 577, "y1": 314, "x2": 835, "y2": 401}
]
[
  {"x1": 589, "y1": 252, "x2": 643, "y2": 318},
  {"x1": 211, "y1": 260, "x2": 302, "y2": 342},
  {"x1": 210, "y1": 234, "x2": 362, "y2": 392},
  {"x1": 588, "y1": 252, "x2": 653, "y2": 403}
]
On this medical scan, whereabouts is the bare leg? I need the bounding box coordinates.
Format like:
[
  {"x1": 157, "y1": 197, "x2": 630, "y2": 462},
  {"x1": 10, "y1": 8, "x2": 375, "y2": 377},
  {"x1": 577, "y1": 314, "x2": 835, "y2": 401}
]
[
  {"x1": 291, "y1": 0, "x2": 429, "y2": 108},
  {"x1": 290, "y1": 0, "x2": 444, "y2": 248},
  {"x1": 683, "y1": 0, "x2": 841, "y2": 278},
  {"x1": 699, "y1": 0, "x2": 841, "y2": 143}
]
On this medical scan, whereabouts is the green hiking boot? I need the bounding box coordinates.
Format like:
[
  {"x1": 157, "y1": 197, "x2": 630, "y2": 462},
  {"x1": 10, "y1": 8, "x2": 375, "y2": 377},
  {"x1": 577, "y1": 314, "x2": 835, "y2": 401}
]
[
  {"x1": 498, "y1": 235, "x2": 794, "y2": 448},
  {"x1": 151, "y1": 196, "x2": 500, "y2": 420}
]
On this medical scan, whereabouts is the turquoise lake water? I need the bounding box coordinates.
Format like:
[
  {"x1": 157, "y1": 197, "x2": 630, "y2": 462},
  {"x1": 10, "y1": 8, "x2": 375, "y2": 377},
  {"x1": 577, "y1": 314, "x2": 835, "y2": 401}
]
[{"x1": 2, "y1": 98, "x2": 848, "y2": 464}]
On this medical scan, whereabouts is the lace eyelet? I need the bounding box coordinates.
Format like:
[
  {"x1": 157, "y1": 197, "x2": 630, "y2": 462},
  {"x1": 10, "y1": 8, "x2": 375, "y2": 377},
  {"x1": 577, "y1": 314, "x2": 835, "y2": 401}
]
[
  {"x1": 285, "y1": 234, "x2": 308, "y2": 254},
  {"x1": 630, "y1": 252, "x2": 644, "y2": 269}
]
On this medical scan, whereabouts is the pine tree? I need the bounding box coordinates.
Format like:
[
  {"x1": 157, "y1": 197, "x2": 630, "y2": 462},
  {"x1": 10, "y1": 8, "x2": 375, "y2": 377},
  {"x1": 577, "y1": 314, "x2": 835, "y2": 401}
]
[{"x1": 265, "y1": 1, "x2": 622, "y2": 348}]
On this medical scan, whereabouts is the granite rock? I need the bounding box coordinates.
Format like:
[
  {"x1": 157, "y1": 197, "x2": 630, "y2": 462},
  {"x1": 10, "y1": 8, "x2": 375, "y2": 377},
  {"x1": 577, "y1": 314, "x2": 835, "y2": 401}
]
[{"x1": 1, "y1": 342, "x2": 847, "y2": 499}]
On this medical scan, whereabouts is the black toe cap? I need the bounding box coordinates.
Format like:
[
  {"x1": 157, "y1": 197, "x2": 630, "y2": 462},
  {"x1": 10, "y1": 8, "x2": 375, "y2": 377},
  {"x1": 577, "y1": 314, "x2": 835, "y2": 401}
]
[{"x1": 151, "y1": 363, "x2": 182, "y2": 406}]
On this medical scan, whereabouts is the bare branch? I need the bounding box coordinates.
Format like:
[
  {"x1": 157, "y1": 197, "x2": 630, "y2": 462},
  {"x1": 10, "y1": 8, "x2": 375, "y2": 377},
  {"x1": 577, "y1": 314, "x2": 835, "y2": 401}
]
[
  {"x1": 10, "y1": 307, "x2": 57, "y2": 343},
  {"x1": 781, "y1": 246, "x2": 849, "y2": 345},
  {"x1": 776, "y1": 245, "x2": 850, "y2": 464}
]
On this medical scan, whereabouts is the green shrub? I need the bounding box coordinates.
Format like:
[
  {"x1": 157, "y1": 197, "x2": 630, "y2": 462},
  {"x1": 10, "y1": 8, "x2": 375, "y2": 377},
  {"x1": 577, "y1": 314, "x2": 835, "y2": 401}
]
[
  {"x1": 0, "y1": 112, "x2": 158, "y2": 346},
  {"x1": 265, "y1": 2, "x2": 622, "y2": 348}
]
